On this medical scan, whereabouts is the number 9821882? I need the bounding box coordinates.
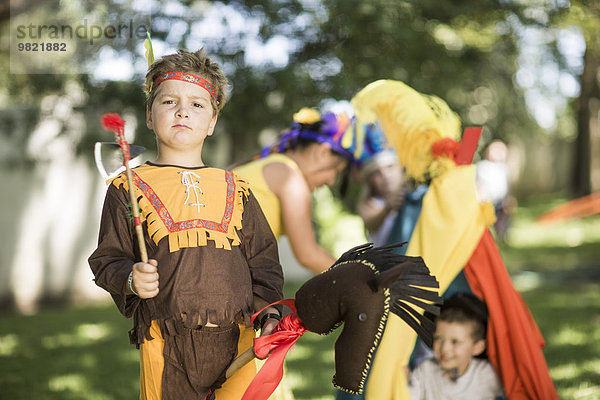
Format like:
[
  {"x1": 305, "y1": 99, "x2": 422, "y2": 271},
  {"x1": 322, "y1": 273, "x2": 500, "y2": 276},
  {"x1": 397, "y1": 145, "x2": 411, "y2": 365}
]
[{"x1": 17, "y1": 42, "x2": 67, "y2": 52}]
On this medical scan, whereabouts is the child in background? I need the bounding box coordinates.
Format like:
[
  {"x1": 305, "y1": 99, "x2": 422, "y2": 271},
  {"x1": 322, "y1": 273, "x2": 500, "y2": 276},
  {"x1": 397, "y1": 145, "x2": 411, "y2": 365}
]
[
  {"x1": 89, "y1": 49, "x2": 284, "y2": 400},
  {"x1": 355, "y1": 123, "x2": 406, "y2": 247},
  {"x1": 408, "y1": 293, "x2": 504, "y2": 400}
]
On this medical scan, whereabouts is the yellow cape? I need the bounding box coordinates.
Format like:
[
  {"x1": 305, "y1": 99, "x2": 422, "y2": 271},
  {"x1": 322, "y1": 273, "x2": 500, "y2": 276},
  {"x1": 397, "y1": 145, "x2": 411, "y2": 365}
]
[{"x1": 365, "y1": 166, "x2": 495, "y2": 400}]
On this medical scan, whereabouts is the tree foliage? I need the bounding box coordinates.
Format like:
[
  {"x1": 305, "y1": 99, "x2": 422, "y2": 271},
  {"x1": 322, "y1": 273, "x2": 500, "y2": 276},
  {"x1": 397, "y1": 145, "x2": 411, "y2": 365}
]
[{"x1": 0, "y1": 0, "x2": 592, "y2": 190}]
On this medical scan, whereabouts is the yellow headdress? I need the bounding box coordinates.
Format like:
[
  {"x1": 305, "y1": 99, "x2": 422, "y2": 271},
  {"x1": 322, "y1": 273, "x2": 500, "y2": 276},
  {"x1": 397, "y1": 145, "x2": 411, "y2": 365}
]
[{"x1": 351, "y1": 79, "x2": 462, "y2": 182}]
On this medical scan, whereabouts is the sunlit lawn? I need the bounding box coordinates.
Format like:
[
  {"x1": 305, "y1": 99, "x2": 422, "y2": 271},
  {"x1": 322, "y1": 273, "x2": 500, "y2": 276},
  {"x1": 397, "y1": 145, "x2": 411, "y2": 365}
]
[
  {"x1": 499, "y1": 194, "x2": 600, "y2": 399},
  {"x1": 0, "y1": 194, "x2": 598, "y2": 399},
  {"x1": 0, "y1": 305, "x2": 139, "y2": 399},
  {"x1": 501, "y1": 193, "x2": 600, "y2": 273}
]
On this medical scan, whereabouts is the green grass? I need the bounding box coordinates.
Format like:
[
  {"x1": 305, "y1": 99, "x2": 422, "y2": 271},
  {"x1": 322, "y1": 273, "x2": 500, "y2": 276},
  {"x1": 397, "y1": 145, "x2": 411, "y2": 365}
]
[
  {"x1": 0, "y1": 194, "x2": 599, "y2": 399},
  {"x1": 0, "y1": 305, "x2": 139, "y2": 399},
  {"x1": 498, "y1": 194, "x2": 600, "y2": 400},
  {"x1": 520, "y1": 282, "x2": 600, "y2": 400}
]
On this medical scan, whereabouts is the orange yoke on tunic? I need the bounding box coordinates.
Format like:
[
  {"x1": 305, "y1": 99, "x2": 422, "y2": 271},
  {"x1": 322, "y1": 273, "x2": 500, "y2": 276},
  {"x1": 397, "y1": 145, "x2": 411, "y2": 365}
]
[{"x1": 89, "y1": 163, "x2": 284, "y2": 400}]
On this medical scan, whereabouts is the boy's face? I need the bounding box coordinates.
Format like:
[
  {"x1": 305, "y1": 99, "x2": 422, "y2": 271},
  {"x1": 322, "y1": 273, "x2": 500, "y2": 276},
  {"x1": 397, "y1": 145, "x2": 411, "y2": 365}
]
[
  {"x1": 146, "y1": 79, "x2": 217, "y2": 153},
  {"x1": 432, "y1": 320, "x2": 486, "y2": 377}
]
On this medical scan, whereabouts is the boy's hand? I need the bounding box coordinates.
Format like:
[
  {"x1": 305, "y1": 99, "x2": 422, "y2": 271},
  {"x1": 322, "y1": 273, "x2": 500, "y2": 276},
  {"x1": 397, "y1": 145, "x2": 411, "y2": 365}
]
[
  {"x1": 255, "y1": 306, "x2": 281, "y2": 338},
  {"x1": 259, "y1": 318, "x2": 279, "y2": 337},
  {"x1": 131, "y1": 259, "x2": 159, "y2": 298}
]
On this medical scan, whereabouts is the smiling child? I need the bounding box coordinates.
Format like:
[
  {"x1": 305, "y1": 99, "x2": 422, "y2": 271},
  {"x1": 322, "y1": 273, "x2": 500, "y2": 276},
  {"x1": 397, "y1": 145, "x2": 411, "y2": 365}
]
[{"x1": 408, "y1": 293, "x2": 504, "y2": 400}]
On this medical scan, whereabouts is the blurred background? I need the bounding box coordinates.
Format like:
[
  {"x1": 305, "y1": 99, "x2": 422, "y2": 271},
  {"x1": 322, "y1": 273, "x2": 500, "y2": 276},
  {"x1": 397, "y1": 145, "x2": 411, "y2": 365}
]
[{"x1": 0, "y1": 0, "x2": 599, "y2": 399}]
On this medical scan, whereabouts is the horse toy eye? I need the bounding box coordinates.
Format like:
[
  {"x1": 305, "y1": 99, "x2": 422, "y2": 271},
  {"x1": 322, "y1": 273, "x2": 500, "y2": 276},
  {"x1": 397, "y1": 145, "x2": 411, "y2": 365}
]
[{"x1": 358, "y1": 313, "x2": 368, "y2": 322}]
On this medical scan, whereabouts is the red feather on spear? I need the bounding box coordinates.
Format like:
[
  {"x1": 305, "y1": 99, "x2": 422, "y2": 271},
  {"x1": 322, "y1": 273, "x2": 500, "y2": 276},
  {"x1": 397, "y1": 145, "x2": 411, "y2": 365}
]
[{"x1": 101, "y1": 113, "x2": 131, "y2": 163}]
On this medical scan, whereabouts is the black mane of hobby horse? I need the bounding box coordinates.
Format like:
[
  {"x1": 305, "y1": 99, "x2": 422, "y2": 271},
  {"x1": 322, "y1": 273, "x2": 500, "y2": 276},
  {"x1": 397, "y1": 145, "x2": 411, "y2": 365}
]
[{"x1": 294, "y1": 242, "x2": 442, "y2": 394}]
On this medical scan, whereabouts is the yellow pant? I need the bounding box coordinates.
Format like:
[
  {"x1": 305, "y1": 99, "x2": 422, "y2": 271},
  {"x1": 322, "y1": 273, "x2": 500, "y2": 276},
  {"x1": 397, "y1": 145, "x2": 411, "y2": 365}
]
[{"x1": 139, "y1": 320, "x2": 257, "y2": 400}]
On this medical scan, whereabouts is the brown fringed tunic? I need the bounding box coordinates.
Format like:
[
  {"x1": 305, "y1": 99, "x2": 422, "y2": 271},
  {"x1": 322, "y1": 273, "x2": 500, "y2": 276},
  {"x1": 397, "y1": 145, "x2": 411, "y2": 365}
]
[{"x1": 89, "y1": 162, "x2": 284, "y2": 399}]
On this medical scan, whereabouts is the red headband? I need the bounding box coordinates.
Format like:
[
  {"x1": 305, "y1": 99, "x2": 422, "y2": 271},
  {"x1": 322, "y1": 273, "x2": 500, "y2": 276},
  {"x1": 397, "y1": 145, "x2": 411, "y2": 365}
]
[{"x1": 153, "y1": 71, "x2": 219, "y2": 105}]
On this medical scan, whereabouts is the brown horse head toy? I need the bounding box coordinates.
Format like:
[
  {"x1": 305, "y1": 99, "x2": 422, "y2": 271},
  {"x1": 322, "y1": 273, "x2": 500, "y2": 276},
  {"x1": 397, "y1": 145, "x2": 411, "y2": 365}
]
[
  {"x1": 233, "y1": 243, "x2": 441, "y2": 399},
  {"x1": 294, "y1": 242, "x2": 441, "y2": 394}
]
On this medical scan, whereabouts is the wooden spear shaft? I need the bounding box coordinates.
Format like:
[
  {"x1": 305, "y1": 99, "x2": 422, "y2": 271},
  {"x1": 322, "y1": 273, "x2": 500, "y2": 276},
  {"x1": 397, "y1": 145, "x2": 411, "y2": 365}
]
[
  {"x1": 225, "y1": 347, "x2": 256, "y2": 378},
  {"x1": 124, "y1": 160, "x2": 148, "y2": 263}
]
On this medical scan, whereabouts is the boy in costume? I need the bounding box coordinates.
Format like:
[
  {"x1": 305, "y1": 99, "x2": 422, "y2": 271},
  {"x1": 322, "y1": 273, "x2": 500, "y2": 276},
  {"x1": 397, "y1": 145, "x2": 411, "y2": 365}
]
[
  {"x1": 408, "y1": 294, "x2": 504, "y2": 400},
  {"x1": 89, "y1": 49, "x2": 284, "y2": 400}
]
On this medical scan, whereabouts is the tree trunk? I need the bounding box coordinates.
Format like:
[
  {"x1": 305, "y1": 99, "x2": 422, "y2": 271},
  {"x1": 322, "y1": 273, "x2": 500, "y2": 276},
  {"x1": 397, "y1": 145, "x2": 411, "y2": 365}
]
[
  {"x1": 573, "y1": 46, "x2": 600, "y2": 196},
  {"x1": 590, "y1": 96, "x2": 600, "y2": 192}
]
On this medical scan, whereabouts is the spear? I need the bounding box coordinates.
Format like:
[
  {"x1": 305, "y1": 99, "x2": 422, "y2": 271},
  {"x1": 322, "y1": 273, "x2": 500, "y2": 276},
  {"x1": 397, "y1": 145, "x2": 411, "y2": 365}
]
[{"x1": 100, "y1": 113, "x2": 148, "y2": 263}]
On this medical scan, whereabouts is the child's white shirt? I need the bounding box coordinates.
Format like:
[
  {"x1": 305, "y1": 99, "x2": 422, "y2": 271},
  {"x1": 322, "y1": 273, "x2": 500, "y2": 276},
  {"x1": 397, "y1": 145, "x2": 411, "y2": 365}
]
[{"x1": 408, "y1": 358, "x2": 504, "y2": 400}]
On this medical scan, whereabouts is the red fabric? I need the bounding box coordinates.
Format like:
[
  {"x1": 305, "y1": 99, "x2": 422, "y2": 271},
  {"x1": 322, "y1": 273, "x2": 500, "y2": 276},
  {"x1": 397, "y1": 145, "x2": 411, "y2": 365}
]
[
  {"x1": 536, "y1": 191, "x2": 600, "y2": 223},
  {"x1": 463, "y1": 230, "x2": 559, "y2": 400},
  {"x1": 431, "y1": 138, "x2": 460, "y2": 159},
  {"x1": 241, "y1": 299, "x2": 308, "y2": 400},
  {"x1": 454, "y1": 126, "x2": 483, "y2": 165}
]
